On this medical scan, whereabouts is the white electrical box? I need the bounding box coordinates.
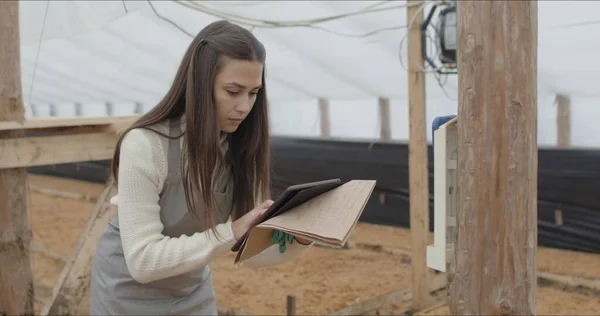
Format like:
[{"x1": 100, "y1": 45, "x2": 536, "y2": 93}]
[{"x1": 427, "y1": 116, "x2": 458, "y2": 272}]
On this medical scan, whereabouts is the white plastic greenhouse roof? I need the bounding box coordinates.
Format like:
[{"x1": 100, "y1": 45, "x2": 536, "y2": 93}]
[{"x1": 17, "y1": 1, "x2": 600, "y2": 147}]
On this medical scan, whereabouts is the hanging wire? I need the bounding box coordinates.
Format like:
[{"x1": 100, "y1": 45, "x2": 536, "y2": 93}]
[
  {"x1": 172, "y1": 0, "x2": 427, "y2": 38},
  {"x1": 28, "y1": 0, "x2": 50, "y2": 108},
  {"x1": 147, "y1": 0, "x2": 194, "y2": 37},
  {"x1": 175, "y1": 0, "x2": 423, "y2": 28}
]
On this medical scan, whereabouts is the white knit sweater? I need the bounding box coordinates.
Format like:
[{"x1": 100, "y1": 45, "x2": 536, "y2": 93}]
[{"x1": 112, "y1": 121, "x2": 311, "y2": 284}]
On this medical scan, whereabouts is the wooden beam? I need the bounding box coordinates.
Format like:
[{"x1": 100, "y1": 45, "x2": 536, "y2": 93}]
[
  {"x1": 319, "y1": 98, "x2": 330, "y2": 137},
  {"x1": 42, "y1": 180, "x2": 116, "y2": 315},
  {"x1": 451, "y1": 1, "x2": 538, "y2": 314},
  {"x1": 0, "y1": 1, "x2": 36, "y2": 314},
  {"x1": 555, "y1": 94, "x2": 571, "y2": 148},
  {"x1": 406, "y1": 0, "x2": 429, "y2": 310},
  {"x1": 29, "y1": 186, "x2": 98, "y2": 203},
  {"x1": 378, "y1": 97, "x2": 391, "y2": 141},
  {"x1": 0, "y1": 132, "x2": 119, "y2": 169},
  {"x1": 538, "y1": 271, "x2": 600, "y2": 293},
  {"x1": 328, "y1": 273, "x2": 447, "y2": 316},
  {"x1": 0, "y1": 115, "x2": 139, "y2": 132},
  {"x1": 31, "y1": 241, "x2": 69, "y2": 262}
]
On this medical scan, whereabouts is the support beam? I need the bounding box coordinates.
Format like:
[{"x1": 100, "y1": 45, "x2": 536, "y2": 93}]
[
  {"x1": 406, "y1": 0, "x2": 429, "y2": 310},
  {"x1": 0, "y1": 1, "x2": 35, "y2": 314},
  {"x1": 378, "y1": 97, "x2": 391, "y2": 141},
  {"x1": 555, "y1": 94, "x2": 570, "y2": 148},
  {"x1": 319, "y1": 98, "x2": 330, "y2": 137},
  {"x1": 43, "y1": 180, "x2": 116, "y2": 315},
  {"x1": 0, "y1": 132, "x2": 120, "y2": 169},
  {"x1": 0, "y1": 115, "x2": 138, "y2": 131},
  {"x1": 451, "y1": 1, "x2": 538, "y2": 314},
  {"x1": 328, "y1": 273, "x2": 448, "y2": 316}
]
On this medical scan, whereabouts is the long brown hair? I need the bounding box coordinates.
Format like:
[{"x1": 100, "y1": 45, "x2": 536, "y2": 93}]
[{"x1": 111, "y1": 20, "x2": 270, "y2": 238}]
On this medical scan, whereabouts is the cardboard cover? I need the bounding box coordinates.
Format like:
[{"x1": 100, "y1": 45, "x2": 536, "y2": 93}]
[{"x1": 233, "y1": 179, "x2": 376, "y2": 264}]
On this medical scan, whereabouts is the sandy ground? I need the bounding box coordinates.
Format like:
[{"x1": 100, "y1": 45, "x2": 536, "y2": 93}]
[{"x1": 25, "y1": 174, "x2": 600, "y2": 315}]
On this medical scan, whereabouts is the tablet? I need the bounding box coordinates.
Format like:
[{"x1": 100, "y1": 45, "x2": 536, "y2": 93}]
[{"x1": 230, "y1": 178, "x2": 344, "y2": 252}]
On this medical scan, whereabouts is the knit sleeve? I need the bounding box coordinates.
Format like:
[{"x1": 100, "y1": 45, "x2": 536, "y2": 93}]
[{"x1": 116, "y1": 128, "x2": 236, "y2": 284}]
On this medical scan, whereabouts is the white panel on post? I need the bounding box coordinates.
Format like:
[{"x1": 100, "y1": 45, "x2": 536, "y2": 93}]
[{"x1": 427, "y1": 116, "x2": 458, "y2": 272}]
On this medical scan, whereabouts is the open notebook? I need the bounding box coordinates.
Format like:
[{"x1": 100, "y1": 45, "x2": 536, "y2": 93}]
[{"x1": 231, "y1": 179, "x2": 376, "y2": 264}]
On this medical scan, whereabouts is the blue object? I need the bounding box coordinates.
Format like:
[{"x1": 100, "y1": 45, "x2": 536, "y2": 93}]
[{"x1": 432, "y1": 115, "x2": 457, "y2": 147}]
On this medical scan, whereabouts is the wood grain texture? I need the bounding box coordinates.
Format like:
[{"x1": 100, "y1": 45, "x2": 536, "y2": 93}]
[
  {"x1": 0, "y1": 1, "x2": 35, "y2": 314},
  {"x1": 0, "y1": 132, "x2": 119, "y2": 169},
  {"x1": 406, "y1": 0, "x2": 430, "y2": 310},
  {"x1": 450, "y1": 1, "x2": 538, "y2": 314}
]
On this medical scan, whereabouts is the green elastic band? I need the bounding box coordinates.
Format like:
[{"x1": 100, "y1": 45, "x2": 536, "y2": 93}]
[{"x1": 271, "y1": 230, "x2": 294, "y2": 253}]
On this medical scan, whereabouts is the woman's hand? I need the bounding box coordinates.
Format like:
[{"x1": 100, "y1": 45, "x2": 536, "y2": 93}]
[
  {"x1": 294, "y1": 236, "x2": 312, "y2": 245},
  {"x1": 231, "y1": 199, "x2": 274, "y2": 241}
]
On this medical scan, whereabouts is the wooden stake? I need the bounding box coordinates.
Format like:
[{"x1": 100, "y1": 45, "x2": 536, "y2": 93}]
[
  {"x1": 0, "y1": 1, "x2": 36, "y2": 314},
  {"x1": 378, "y1": 97, "x2": 391, "y2": 141},
  {"x1": 406, "y1": 0, "x2": 429, "y2": 310},
  {"x1": 450, "y1": 1, "x2": 538, "y2": 314},
  {"x1": 286, "y1": 295, "x2": 296, "y2": 316},
  {"x1": 555, "y1": 94, "x2": 570, "y2": 148}
]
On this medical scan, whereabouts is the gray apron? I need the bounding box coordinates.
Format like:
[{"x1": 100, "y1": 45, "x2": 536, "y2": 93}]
[{"x1": 89, "y1": 117, "x2": 233, "y2": 315}]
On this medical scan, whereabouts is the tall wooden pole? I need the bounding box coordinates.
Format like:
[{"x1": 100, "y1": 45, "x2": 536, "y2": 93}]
[
  {"x1": 555, "y1": 94, "x2": 571, "y2": 148},
  {"x1": 450, "y1": 1, "x2": 538, "y2": 314},
  {"x1": 406, "y1": 0, "x2": 429, "y2": 309},
  {"x1": 0, "y1": 1, "x2": 36, "y2": 315}
]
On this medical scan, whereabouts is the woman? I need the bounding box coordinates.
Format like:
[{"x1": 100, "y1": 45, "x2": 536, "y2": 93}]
[{"x1": 89, "y1": 20, "x2": 313, "y2": 315}]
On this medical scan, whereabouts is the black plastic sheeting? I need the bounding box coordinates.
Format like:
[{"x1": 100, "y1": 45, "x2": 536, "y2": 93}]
[{"x1": 28, "y1": 136, "x2": 600, "y2": 253}]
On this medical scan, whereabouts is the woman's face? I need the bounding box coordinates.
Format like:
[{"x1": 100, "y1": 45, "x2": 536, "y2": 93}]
[{"x1": 213, "y1": 58, "x2": 263, "y2": 133}]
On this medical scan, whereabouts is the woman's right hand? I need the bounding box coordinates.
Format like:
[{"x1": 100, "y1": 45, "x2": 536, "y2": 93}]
[{"x1": 231, "y1": 199, "x2": 274, "y2": 241}]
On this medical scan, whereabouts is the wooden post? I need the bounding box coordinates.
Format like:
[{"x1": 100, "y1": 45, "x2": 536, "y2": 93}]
[
  {"x1": 0, "y1": 1, "x2": 36, "y2": 314},
  {"x1": 75, "y1": 103, "x2": 83, "y2": 116},
  {"x1": 555, "y1": 94, "x2": 570, "y2": 148},
  {"x1": 106, "y1": 102, "x2": 114, "y2": 116},
  {"x1": 406, "y1": 0, "x2": 429, "y2": 310},
  {"x1": 49, "y1": 103, "x2": 57, "y2": 117},
  {"x1": 319, "y1": 98, "x2": 330, "y2": 137},
  {"x1": 134, "y1": 102, "x2": 144, "y2": 114},
  {"x1": 378, "y1": 97, "x2": 391, "y2": 141},
  {"x1": 286, "y1": 295, "x2": 296, "y2": 316},
  {"x1": 450, "y1": 1, "x2": 538, "y2": 314},
  {"x1": 30, "y1": 104, "x2": 39, "y2": 117}
]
